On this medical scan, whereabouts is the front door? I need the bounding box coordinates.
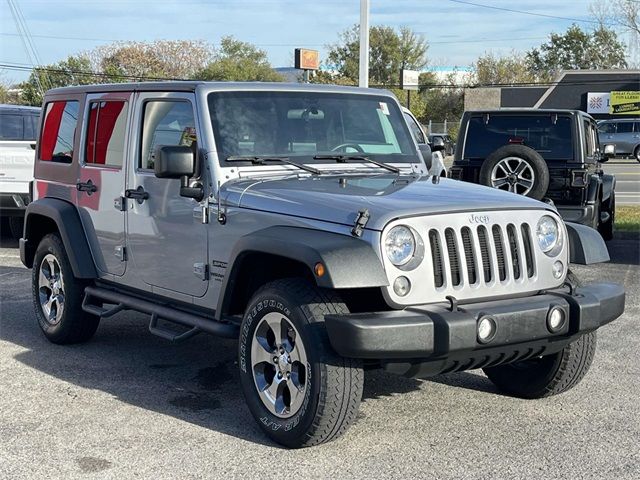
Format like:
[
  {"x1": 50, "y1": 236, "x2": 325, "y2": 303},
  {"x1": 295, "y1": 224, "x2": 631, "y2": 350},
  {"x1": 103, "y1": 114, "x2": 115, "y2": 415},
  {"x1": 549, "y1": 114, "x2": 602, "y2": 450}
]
[
  {"x1": 77, "y1": 93, "x2": 131, "y2": 276},
  {"x1": 126, "y1": 92, "x2": 208, "y2": 297}
]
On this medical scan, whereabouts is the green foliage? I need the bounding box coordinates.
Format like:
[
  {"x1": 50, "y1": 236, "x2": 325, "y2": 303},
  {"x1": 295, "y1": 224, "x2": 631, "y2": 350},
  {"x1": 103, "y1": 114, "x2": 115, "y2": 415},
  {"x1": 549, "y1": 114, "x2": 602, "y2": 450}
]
[
  {"x1": 19, "y1": 55, "x2": 99, "y2": 106},
  {"x1": 526, "y1": 24, "x2": 627, "y2": 80},
  {"x1": 322, "y1": 25, "x2": 429, "y2": 86},
  {"x1": 195, "y1": 37, "x2": 284, "y2": 82},
  {"x1": 472, "y1": 51, "x2": 537, "y2": 86}
]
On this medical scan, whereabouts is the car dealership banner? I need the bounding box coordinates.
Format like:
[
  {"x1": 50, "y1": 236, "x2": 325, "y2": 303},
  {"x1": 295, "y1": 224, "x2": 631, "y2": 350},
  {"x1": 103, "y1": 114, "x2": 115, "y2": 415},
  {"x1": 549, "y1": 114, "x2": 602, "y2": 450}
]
[
  {"x1": 587, "y1": 92, "x2": 610, "y2": 114},
  {"x1": 610, "y1": 91, "x2": 640, "y2": 115}
]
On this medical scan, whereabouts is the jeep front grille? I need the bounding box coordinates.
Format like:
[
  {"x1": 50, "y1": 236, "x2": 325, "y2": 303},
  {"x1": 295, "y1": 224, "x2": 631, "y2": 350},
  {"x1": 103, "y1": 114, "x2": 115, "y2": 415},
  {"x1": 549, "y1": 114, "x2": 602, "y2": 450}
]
[{"x1": 427, "y1": 222, "x2": 535, "y2": 289}]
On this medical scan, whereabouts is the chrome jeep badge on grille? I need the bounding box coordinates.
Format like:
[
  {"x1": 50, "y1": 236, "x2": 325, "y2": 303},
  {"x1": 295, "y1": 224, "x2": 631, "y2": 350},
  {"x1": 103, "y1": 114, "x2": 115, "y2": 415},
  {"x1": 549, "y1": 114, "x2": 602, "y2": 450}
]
[{"x1": 469, "y1": 214, "x2": 490, "y2": 224}]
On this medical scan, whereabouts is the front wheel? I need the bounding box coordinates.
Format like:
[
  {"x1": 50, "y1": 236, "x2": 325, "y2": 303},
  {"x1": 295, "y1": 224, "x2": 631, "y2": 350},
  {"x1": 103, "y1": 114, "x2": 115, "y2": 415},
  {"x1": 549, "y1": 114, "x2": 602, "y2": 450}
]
[
  {"x1": 238, "y1": 278, "x2": 363, "y2": 448},
  {"x1": 483, "y1": 331, "x2": 597, "y2": 399}
]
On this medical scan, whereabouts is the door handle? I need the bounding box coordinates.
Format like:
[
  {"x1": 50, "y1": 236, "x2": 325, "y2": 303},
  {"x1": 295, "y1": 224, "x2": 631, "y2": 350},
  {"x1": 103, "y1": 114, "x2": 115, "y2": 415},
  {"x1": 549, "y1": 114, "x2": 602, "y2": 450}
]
[
  {"x1": 76, "y1": 179, "x2": 97, "y2": 195},
  {"x1": 125, "y1": 186, "x2": 149, "y2": 204}
]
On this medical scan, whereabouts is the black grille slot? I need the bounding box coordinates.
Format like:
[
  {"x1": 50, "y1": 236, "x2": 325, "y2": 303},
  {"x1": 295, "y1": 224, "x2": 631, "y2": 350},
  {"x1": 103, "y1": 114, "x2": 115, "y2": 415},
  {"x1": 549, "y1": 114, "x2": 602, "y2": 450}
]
[
  {"x1": 445, "y1": 228, "x2": 461, "y2": 286},
  {"x1": 492, "y1": 225, "x2": 507, "y2": 281},
  {"x1": 477, "y1": 226, "x2": 492, "y2": 282},
  {"x1": 521, "y1": 224, "x2": 535, "y2": 278},
  {"x1": 429, "y1": 230, "x2": 444, "y2": 287},
  {"x1": 507, "y1": 224, "x2": 521, "y2": 279},
  {"x1": 461, "y1": 227, "x2": 477, "y2": 284}
]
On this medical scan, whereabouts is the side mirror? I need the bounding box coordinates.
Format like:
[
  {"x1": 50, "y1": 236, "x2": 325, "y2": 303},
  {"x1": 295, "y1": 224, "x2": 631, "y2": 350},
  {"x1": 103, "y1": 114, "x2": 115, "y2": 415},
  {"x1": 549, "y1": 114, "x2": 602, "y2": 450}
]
[
  {"x1": 154, "y1": 145, "x2": 203, "y2": 201},
  {"x1": 418, "y1": 143, "x2": 433, "y2": 170},
  {"x1": 601, "y1": 144, "x2": 615, "y2": 162},
  {"x1": 431, "y1": 136, "x2": 445, "y2": 152}
]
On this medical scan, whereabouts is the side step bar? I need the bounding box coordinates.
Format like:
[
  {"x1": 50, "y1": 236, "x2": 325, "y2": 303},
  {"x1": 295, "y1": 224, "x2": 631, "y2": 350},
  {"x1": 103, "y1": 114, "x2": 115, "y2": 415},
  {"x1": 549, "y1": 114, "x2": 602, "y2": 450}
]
[{"x1": 82, "y1": 286, "x2": 239, "y2": 341}]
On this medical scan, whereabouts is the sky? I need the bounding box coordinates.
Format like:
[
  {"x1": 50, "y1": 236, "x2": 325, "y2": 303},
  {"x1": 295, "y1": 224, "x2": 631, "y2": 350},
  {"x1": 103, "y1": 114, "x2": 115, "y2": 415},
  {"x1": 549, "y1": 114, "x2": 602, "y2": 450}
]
[{"x1": 0, "y1": 0, "x2": 623, "y2": 83}]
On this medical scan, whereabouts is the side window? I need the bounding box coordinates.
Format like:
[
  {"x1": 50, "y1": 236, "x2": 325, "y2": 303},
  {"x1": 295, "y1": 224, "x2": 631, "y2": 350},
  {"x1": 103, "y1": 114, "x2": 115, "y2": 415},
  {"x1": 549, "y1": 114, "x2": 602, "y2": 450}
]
[
  {"x1": 617, "y1": 122, "x2": 633, "y2": 133},
  {"x1": 23, "y1": 115, "x2": 34, "y2": 140},
  {"x1": 140, "y1": 100, "x2": 196, "y2": 170},
  {"x1": 583, "y1": 120, "x2": 596, "y2": 158},
  {"x1": 40, "y1": 100, "x2": 79, "y2": 163},
  {"x1": 0, "y1": 114, "x2": 24, "y2": 140},
  {"x1": 598, "y1": 122, "x2": 615, "y2": 134},
  {"x1": 635, "y1": 122, "x2": 640, "y2": 133},
  {"x1": 85, "y1": 100, "x2": 128, "y2": 168},
  {"x1": 403, "y1": 112, "x2": 425, "y2": 144}
]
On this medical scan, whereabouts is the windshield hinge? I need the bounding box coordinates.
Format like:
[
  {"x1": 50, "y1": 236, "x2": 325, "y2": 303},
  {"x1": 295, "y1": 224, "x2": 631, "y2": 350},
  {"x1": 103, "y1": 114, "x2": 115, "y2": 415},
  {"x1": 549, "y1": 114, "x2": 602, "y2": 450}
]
[{"x1": 351, "y1": 208, "x2": 370, "y2": 237}]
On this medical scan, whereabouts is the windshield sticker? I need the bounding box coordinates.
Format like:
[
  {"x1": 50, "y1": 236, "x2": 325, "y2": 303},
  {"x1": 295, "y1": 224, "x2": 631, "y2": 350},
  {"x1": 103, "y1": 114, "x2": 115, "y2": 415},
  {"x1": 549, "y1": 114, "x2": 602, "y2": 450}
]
[{"x1": 378, "y1": 102, "x2": 390, "y2": 115}]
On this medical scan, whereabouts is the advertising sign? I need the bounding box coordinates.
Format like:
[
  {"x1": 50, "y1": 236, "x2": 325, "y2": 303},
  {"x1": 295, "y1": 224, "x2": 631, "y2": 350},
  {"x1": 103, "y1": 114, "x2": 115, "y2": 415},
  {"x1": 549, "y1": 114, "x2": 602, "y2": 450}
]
[
  {"x1": 400, "y1": 69, "x2": 420, "y2": 91},
  {"x1": 294, "y1": 48, "x2": 320, "y2": 71},
  {"x1": 610, "y1": 91, "x2": 640, "y2": 115},
  {"x1": 587, "y1": 92, "x2": 610, "y2": 114}
]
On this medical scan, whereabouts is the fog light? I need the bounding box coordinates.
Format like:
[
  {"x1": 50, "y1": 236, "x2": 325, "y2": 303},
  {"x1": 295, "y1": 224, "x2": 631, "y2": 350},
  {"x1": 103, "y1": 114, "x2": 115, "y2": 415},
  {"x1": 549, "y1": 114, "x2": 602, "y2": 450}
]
[
  {"x1": 552, "y1": 260, "x2": 564, "y2": 279},
  {"x1": 477, "y1": 316, "x2": 497, "y2": 344},
  {"x1": 393, "y1": 276, "x2": 411, "y2": 297},
  {"x1": 547, "y1": 306, "x2": 566, "y2": 333}
]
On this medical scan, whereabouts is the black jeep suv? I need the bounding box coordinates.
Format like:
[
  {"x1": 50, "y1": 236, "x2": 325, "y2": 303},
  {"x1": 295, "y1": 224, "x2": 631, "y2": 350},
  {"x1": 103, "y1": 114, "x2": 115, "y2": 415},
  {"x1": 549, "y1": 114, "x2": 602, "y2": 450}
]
[{"x1": 450, "y1": 109, "x2": 616, "y2": 240}]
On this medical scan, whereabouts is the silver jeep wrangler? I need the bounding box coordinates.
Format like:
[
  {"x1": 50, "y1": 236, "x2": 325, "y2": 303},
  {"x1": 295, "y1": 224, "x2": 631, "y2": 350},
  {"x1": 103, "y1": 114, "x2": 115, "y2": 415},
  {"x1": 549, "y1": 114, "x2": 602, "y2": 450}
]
[{"x1": 21, "y1": 82, "x2": 625, "y2": 448}]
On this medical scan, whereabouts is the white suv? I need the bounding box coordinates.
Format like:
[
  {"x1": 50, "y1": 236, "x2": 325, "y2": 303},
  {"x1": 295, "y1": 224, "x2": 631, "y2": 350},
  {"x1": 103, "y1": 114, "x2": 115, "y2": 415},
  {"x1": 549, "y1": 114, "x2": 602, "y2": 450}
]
[{"x1": 0, "y1": 104, "x2": 41, "y2": 239}]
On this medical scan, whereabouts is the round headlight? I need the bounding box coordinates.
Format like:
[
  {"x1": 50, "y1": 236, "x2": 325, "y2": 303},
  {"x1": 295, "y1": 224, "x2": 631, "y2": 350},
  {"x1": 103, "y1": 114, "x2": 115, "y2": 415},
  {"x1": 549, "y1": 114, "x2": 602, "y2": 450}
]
[
  {"x1": 536, "y1": 215, "x2": 561, "y2": 255},
  {"x1": 385, "y1": 226, "x2": 415, "y2": 266}
]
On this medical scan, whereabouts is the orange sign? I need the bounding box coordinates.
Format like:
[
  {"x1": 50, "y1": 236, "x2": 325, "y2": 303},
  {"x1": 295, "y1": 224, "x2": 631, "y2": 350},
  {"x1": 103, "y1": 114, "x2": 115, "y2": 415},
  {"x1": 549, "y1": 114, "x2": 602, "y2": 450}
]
[{"x1": 295, "y1": 48, "x2": 320, "y2": 70}]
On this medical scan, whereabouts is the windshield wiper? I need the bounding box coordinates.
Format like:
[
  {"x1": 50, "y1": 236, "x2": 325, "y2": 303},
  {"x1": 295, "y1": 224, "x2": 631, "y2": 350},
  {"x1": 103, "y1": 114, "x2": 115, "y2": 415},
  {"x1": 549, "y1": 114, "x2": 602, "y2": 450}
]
[
  {"x1": 226, "y1": 155, "x2": 321, "y2": 175},
  {"x1": 312, "y1": 154, "x2": 400, "y2": 174}
]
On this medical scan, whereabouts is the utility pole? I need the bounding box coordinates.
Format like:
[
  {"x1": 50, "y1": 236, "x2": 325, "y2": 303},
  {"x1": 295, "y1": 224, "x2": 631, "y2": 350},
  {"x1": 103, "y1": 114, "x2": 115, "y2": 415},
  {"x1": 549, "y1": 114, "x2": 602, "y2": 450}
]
[{"x1": 359, "y1": 0, "x2": 370, "y2": 88}]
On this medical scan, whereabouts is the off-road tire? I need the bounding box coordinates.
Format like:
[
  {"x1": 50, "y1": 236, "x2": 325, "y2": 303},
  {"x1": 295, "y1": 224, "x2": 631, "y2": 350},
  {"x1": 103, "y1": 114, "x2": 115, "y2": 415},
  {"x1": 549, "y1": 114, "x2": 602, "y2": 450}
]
[
  {"x1": 8, "y1": 216, "x2": 24, "y2": 240},
  {"x1": 483, "y1": 331, "x2": 597, "y2": 399},
  {"x1": 32, "y1": 233, "x2": 100, "y2": 344},
  {"x1": 479, "y1": 145, "x2": 550, "y2": 200},
  {"x1": 599, "y1": 192, "x2": 615, "y2": 241},
  {"x1": 238, "y1": 278, "x2": 363, "y2": 448}
]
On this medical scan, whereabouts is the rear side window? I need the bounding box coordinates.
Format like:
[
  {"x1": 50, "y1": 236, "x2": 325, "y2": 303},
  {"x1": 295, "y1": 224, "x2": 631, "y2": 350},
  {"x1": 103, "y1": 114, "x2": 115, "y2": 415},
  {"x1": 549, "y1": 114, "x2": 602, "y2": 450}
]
[
  {"x1": 0, "y1": 114, "x2": 24, "y2": 140},
  {"x1": 85, "y1": 101, "x2": 128, "y2": 168},
  {"x1": 616, "y1": 122, "x2": 633, "y2": 133},
  {"x1": 404, "y1": 112, "x2": 425, "y2": 144},
  {"x1": 464, "y1": 115, "x2": 573, "y2": 160},
  {"x1": 140, "y1": 100, "x2": 196, "y2": 170},
  {"x1": 40, "y1": 101, "x2": 79, "y2": 163}
]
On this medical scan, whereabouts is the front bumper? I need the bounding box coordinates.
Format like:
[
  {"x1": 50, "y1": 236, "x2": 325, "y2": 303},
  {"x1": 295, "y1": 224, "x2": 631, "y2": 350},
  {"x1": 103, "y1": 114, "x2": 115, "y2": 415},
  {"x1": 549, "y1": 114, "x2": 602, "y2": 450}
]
[
  {"x1": 325, "y1": 282, "x2": 624, "y2": 376},
  {"x1": 0, "y1": 192, "x2": 30, "y2": 215}
]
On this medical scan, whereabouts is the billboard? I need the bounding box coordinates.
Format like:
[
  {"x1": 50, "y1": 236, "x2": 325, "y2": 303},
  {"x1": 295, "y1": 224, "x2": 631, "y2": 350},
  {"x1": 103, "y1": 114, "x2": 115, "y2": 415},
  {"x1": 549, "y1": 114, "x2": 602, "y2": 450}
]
[
  {"x1": 400, "y1": 69, "x2": 419, "y2": 91},
  {"x1": 610, "y1": 91, "x2": 640, "y2": 115},
  {"x1": 587, "y1": 92, "x2": 610, "y2": 114},
  {"x1": 294, "y1": 48, "x2": 320, "y2": 71}
]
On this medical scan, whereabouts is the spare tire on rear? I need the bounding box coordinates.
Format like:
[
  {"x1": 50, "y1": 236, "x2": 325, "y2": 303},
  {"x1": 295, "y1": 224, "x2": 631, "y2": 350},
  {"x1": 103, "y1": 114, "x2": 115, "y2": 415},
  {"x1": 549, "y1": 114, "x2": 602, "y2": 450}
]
[{"x1": 479, "y1": 145, "x2": 550, "y2": 200}]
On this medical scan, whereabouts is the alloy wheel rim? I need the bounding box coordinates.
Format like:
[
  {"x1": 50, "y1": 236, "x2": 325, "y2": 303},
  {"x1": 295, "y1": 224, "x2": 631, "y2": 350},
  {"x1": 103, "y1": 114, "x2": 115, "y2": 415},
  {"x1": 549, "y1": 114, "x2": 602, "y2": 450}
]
[
  {"x1": 251, "y1": 312, "x2": 308, "y2": 418},
  {"x1": 490, "y1": 156, "x2": 535, "y2": 195},
  {"x1": 38, "y1": 254, "x2": 65, "y2": 325}
]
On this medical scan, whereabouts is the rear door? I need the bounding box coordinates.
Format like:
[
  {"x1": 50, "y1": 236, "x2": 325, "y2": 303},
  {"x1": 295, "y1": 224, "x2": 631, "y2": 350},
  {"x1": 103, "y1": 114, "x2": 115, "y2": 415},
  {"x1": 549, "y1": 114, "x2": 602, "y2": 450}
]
[
  {"x1": 126, "y1": 92, "x2": 208, "y2": 297},
  {"x1": 76, "y1": 93, "x2": 131, "y2": 276},
  {"x1": 615, "y1": 121, "x2": 635, "y2": 155}
]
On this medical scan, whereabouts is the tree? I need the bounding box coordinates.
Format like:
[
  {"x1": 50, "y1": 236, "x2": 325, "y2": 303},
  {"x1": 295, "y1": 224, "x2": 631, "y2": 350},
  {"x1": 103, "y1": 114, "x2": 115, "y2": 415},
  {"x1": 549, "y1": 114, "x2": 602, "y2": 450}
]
[
  {"x1": 323, "y1": 25, "x2": 429, "y2": 85},
  {"x1": 195, "y1": 37, "x2": 283, "y2": 82},
  {"x1": 526, "y1": 24, "x2": 627, "y2": 80},
  {"x1": 19, "y1": 55, "x2": 100, "y2": 106},
  {"x1": 591, "y1": 0, "x2": 639, "y2": 35},
  {"x1": 92, "y1": 40, "x2": 214, "y2": 80},
  {"x1": 471, "y1": 51, "x2": 537, "y2": 86}
]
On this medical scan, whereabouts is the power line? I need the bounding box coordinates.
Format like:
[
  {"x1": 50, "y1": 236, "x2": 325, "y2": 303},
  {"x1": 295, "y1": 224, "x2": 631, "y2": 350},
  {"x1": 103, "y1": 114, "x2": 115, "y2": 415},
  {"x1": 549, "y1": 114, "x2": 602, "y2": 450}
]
[{"x1": 447, "y1": 0, "x2": 607, "y2": 26}]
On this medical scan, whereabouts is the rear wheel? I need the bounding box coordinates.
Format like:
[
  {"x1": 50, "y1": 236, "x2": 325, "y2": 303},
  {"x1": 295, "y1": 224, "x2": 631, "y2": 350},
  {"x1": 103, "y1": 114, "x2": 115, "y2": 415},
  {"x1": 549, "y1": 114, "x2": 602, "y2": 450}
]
[
  {"x1": 483, "y1": 332, "x2": 597, "y2": 399},
  {"x1": 634, "y1": 145, "x2": 640, "y2": 163},
  {"x1": 32, "y1": 233, "x2": 100, "y2": 344},
  {"x1": 238, "y1": 278, "x2": 363, "y2": 448}
]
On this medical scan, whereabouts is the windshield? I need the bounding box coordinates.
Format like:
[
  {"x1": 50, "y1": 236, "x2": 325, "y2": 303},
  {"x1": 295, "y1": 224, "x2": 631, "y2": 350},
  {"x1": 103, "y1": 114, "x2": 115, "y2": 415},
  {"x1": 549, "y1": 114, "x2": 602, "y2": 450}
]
[
  {"x1": 208, "y1": 91, "x2": 419, "y2": 166},
  {"x1": 464, "y1": 114, "x2": 574, "y2": 160}
]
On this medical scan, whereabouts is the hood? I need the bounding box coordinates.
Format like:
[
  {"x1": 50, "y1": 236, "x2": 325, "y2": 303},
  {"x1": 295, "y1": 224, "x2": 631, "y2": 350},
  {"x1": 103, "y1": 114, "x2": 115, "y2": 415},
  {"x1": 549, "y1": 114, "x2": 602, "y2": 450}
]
[{"x1": 223, "y1": 173, "x2": 553, "y2": 231}]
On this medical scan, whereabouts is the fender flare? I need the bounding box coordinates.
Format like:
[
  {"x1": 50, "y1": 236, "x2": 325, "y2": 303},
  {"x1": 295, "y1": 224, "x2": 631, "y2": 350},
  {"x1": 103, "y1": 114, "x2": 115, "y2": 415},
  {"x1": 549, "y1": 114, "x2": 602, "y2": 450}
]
[
  {"x1": 21, "y1": 198, "x2": 98, "y2": 278},
  {"x1": 600, "y1": 173, "x2": 616, "y2": 205},
  {"x1": 216, "y1": 226, "x2": 388, "y2": 315},
  {"x1": 565, "y1": 222, "x2": 610, "y2": 265}
]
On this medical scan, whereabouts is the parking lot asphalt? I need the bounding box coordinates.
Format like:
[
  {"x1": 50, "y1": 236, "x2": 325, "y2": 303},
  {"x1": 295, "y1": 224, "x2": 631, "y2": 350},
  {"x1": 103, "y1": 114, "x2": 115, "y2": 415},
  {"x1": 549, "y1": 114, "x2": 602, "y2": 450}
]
[{"x1": 1, "y1": 228, "x2": 639, "y2": 479}]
